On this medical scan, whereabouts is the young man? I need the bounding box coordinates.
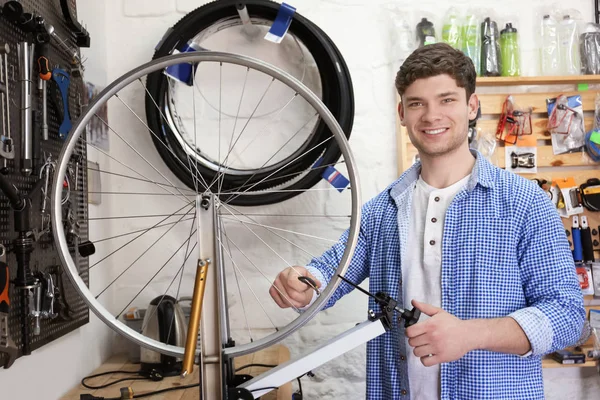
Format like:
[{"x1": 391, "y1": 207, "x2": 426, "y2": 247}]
[{"x1": 269, "y1": 43, "x2": 585, "y2": 399}]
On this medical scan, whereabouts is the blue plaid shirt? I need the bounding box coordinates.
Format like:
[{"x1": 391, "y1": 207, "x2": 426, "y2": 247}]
[{"x1": 307, "y1": 151, "x2": 585, "y2": 399}]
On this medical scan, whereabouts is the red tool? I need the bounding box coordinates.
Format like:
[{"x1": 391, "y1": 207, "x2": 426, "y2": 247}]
[{"x1": 0, "y1": 244, "x2": 17, "y2": 368}]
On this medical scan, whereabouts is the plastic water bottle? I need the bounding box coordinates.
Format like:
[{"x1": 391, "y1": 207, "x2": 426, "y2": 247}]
[
  {"x1": 442, "y1": 11, "x2": 462, "y2": 49},
  {"x1": 558, "y1": 15, "x2": 580, "y2": 75},
  {"x1": 463, "y1": 14, "x2": 481, "y2": 75},
  {"x1": 481, "y1": 17, "x2": 501, "y2": 76},
  {"x1": 540, "y1": 14, "x2": 560, "y2": 76},
  {"x1": 500, "y1": 23, "x2": 520, "y2": 76},
  {"x1": 416, "y1": 18, "x2": 436, "y2": 47}
]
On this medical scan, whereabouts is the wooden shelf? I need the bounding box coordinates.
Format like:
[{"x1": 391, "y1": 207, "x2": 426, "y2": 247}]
[
  {"x1": 476, "y1": 75, "x2": 600, "y2": 86},
  {"x1": 542, "y1": 357, "x2": 599, "y2": 368}
]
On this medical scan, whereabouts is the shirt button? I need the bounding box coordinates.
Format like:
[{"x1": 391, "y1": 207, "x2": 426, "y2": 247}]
[
  {"x1": 434, "y1": 196, "x2": 440, "y2": 202},
  {"x1": 401, "y1": 389, "x2": 408, "y2": 395},
  {"x1": 431, "y1": 217, "x2": 437, "y2": 223},
  {"x1": 429, "y1": 240, "x2": 435, "y2": 246},
  {"x1": 400, "y1": 355, "x2": 406, "y2": 361}
]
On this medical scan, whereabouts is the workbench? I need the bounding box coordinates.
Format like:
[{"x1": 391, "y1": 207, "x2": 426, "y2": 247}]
[{"x1": 61, "y1": 345, "x2": 292, "y2": 399}]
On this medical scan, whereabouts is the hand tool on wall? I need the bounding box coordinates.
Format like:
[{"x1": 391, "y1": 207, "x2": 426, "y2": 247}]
[
  {"x1": 18, "y1": 41, "x2": 33, "y2": 176},
  {"x1": 0, "y1": 43, "x2": 15, "y2": 174},
  {"x1": 34, "y1": 17, "x2": 51, "y2": 141},
  {"x1": 580, "y1": 216, "x2": 595, "y2": 262},
  {"x1": 52, "y1": 67, "x2": 71, "y2": 141},
  {"x1": 0, "y1": 244, "x2": 18, "y2": 368},
  {"x1": 59, "y1": 0, "x2": 91, "y2": 48},
  {"x1": 572, "y1": 216, "x2": 583, "y2": 263}
]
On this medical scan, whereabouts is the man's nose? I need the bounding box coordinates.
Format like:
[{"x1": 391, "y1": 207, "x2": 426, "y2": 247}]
[{"x1": 421, "y1": 104, "x2": 443, "y2": 123}]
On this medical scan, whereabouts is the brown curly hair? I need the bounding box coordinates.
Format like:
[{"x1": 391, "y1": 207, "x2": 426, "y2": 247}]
[{"x1": 395, "y1": 43, "x2": 476, "y2": 101}]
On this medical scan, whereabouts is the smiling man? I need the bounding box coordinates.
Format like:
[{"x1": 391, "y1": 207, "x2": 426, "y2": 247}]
[{"x1": 270, "y1": 43, "x2": 585, "y2": 399}]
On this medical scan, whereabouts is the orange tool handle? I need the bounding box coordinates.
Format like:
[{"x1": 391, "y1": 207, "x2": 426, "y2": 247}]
[
  {"x1": 0, "y1": 261, "x2": 9, "y2": 313},
  {"x1": 37, "y1": 56, "x2": 51, "y2": 80}
]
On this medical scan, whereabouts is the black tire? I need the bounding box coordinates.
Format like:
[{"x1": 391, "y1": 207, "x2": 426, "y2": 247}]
[{"x1": 145, "y1": 0, "x2": 354, "y2": 206}]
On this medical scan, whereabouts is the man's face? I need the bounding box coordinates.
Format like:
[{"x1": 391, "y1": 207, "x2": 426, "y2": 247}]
[{"x1": 398, "y1": 74, "x2": 478, "y2": 159}]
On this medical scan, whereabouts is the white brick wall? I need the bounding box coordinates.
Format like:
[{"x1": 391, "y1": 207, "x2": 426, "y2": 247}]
[
  {"x1": 7, "y1": 1, "x2": 597, "y2": 400},
  {"x1": 99, "y1": 1, "x2": 600, "y2": 399}
]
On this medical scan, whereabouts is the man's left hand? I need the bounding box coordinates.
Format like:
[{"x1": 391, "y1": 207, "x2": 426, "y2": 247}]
[{"x1": 405, "y1": 299, "x2": 474, "y2": 367}]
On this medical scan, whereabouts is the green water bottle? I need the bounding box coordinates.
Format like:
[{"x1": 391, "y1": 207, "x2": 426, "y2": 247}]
[
  {"x1": 442, "y1": 11, "x2": 462, "y2": 49},
  {"x1": 500, "y1": 23, "x2": 520, "y2": 76}
]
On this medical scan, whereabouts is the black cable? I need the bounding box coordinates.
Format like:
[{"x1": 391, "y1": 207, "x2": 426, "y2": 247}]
[
  {"x1": 131, "y1": 383, "x2": 199, "y2": 398},
  {"x1": 81, "y1": 370, "x2": 144, "y2": 390},
  {"x1": 235, "y1": 363, "x2": 277, "y2": 372}
]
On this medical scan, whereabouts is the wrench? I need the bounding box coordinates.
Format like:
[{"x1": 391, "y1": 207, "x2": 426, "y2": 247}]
[{"x1": 0, "y1": 244, "x2": 18, "y2": 368}]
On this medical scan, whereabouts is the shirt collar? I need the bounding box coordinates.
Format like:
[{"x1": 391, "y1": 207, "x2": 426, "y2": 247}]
[{"x1": 389, "y1": 149, "x2": 495, "y2": 199}]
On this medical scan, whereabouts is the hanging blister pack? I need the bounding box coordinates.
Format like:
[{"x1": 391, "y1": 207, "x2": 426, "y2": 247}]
[{"x1": 547, "y1": 94, "x2": 585, "y2": 154}]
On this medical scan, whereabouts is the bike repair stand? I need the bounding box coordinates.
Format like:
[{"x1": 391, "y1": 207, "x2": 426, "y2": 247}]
[{"x1": 181, "y1": 193, "x2": 421, "y2": 400}]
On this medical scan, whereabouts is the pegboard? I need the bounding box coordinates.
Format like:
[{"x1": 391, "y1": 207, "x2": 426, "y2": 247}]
[{"x1": 0, "y1": 0, "x2": 89, "y2": 368}]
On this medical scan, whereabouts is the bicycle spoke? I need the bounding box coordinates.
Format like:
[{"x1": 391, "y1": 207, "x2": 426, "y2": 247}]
[
  {"x1": 95, "y1": 204, "x2": 195, "y2": 298},
  {"x1": 87, "y1": 166, "x2": 196, "y2": 194},
  {"x1": 221, "y1": 222, "x2": 253, "y2": 342},
  {"x1": 93, "y1": 217, "x2": 195, "y2": 244},
  {"x1": 94, "y1": 113, "x2": 191, "y2": 201},
  {"x1": 218, "y1": 202, "x2": 310, "y2": 283},
  {"x1": 219, "y1": 160, "x2": 345, "y2": 193},
  {"x1": 115, "y1": 225, "x2": 197, "y2": 319},
  {"x1": 141, "y1": 78, "x2": 205, "y2": 190},
  {"x1": 228, "y1": 93, "x2": 299, "y2": 166},
  {"x1": 220, "y1": 228, "x2": 300, "y2": 313},
  {"x1": 88, "y1": 140, "x2": 191, "y2": 204},
  {"x1": 140, "y1": 241, "x2": 198, "y2": 334},
  {"x1": 211, "y1": 67, "x2": 250, "y2": 192},
  {"x1": 89, "y1": 203, "x2": 194, "y2": 269},
  {"x1": 89, "y1": 212, "x2": 193, "y2": 221},
  {"x1": 223, "y1": 118, "x2": 333, "y2": 205}
]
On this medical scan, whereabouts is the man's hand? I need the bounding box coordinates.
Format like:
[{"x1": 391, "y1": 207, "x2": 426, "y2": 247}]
[
  {"x1": 405, "y1": 300, "x2": 473, "y2": 367},
  {"x1": 269, "y1": 266, "x2": 321, "y2": 309}
]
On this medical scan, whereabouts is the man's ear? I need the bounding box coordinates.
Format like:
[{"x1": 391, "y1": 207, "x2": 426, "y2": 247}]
[
  {"x1": 398, "y1": 102, "x2": 406, "y2": 126},
  {"x1": 468, "y1": 93, "x2": 479, "y2": 120}
]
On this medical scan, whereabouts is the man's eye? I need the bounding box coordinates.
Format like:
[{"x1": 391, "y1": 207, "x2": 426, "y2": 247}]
[
  {"x1": 442, "y1": 98, "x2": 455, "y2": 103},
  {"x1": 409, "y1": 102, "x2": 422, "y2": 107}
]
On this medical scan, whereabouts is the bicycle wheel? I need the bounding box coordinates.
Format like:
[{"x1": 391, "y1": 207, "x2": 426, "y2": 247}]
[
  {"x1": 51, "y1": 52, "x2": 361, "y2": 362},
  {"x1": 146, "y1": 0, "x2": 355, "y2": 206}
]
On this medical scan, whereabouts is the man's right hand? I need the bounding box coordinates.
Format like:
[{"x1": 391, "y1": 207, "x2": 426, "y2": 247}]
[{"x1": 269, "y1": 266, "x2": 321, "y2": 309}]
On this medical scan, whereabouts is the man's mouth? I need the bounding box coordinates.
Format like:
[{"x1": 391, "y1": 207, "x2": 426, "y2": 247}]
[{"x1": 422, "y1": 128, "x2": 448, "y2": 135}]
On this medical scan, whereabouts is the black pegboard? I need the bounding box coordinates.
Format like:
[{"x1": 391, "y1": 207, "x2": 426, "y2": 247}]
[{"x1": 0, "y1": 0, "x2": 89, "y2": 368}]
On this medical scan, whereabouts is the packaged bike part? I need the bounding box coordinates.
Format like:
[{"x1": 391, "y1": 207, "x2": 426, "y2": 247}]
[
  {"x1": 470, "y1": 127, "x2": 497, "y2": 163},
  {"x1": 499, "y1": 23, "x2": 520, "y2": 76},
  {"x1": 441, "y1": 8, "x2": 463, "y2": 50},
  {"x1": 553, "y1": 177, "x2": 584, "y2": 217},
  {"x1": 505, "y1": 135, "x2": 537, "y2": 174},
  {"x1": 462, "y1": 11, "x2": 482, "y2": 75},
  {"x1": 547, "y1": 94, "x2": 585, "y2": 155},
  {"x1": 496, "y1": 95, "x2": 532, "y2": 144},
  {"x1": 584, "y1": 129, "x2": 600, "y2": 162},
  {"x1": 481, "y1": 16, "x2": 501, "y2": 76},
  {"x1": 579, "y1": 23, "x2": 600, "y2": 75}
]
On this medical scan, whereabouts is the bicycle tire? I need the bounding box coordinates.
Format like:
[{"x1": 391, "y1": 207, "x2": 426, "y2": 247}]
[{"x1": 145, "y1": 0, "x2": 354, "y2": 206}]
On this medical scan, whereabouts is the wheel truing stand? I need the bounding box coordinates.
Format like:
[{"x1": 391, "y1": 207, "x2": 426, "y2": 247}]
[{"x1": 185, "y1": 194, "x2": 421, "y2": 399}]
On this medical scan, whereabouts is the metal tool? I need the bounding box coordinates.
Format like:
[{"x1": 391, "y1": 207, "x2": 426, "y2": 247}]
[
  {"x1": 18, "y1": 42, "x2": 33, "y2": 176},
  {"x1": 52, "y1": 68, "x2": 71, "y2": 141},
  {"x1": 0, "y1": 43, "x2": 15, "y2": 173},
  {"x1": 0, "y1": 244, "x2": 18, "y2": 368}
]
